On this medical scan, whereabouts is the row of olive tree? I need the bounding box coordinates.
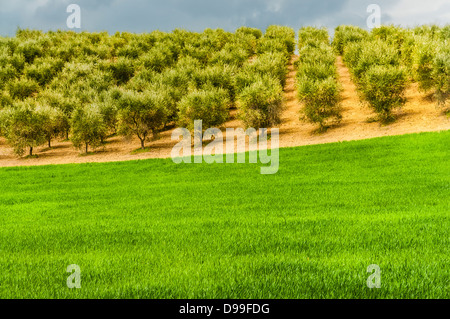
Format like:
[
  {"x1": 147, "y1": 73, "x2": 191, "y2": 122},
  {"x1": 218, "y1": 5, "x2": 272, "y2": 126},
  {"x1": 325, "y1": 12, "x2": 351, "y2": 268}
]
[
  {"x1": 410, "y1": 34, "x2": 449, "y2": 111},
  {"x1": 0, "y1": 26, "x2": 284, "y2": 156},
  {"x1": 296, "y1": 27, "x2": 342, "y2": 132},
  {"x1": 338, "y1": 26, "x2": 409, "y2": 122},
  {"x1": 235, "y1": 26, "x2": 294, "y2": 129}
]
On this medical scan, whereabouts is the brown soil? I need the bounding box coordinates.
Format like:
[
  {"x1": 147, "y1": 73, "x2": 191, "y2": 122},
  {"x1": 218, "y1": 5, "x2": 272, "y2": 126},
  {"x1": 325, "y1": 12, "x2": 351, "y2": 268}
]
[{"x1": 0, "y1": 56, "x2": 448, "y2": 168}]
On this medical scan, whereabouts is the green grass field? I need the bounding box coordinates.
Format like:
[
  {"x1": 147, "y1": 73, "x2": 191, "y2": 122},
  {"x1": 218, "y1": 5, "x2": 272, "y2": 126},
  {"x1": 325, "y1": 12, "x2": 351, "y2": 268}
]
[{"x1": 0, "y1": 131, "x2": 449, "y2": 299}]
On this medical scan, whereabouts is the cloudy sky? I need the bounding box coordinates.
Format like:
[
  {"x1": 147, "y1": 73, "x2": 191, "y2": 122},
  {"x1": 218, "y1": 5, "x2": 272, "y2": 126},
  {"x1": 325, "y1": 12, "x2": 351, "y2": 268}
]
[{"x1": 0, "y1": 0, "x2": 449, "y2": 36}]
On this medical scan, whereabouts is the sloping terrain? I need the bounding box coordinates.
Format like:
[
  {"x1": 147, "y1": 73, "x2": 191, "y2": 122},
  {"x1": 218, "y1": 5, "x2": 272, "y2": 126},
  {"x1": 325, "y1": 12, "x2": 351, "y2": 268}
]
[{"x1": 0, "y1": 56, "x2": 448, "y2": 167}]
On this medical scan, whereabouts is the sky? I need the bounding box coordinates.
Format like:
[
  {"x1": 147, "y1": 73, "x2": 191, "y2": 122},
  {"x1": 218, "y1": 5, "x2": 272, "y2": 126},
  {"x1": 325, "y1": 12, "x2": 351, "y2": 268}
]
[{"x1": 0, "y1": 0, "x2": 449, "y2": 37}]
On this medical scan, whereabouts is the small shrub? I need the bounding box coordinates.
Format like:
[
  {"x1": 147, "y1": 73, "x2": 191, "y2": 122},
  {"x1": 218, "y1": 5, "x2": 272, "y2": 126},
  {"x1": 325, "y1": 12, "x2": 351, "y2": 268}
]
[
  {"x1": 343, "y1": 42, "x2": 364, "y2": 69},
  {"x1": 297, "y1": 62, "x2": 337, "y2": 82}
]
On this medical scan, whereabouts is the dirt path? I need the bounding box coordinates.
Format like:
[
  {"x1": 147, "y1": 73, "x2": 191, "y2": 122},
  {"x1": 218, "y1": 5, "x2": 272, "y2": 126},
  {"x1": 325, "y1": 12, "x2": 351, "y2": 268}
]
[{"x1": 0, "y1": 56, "x2": 449, "y2": 168}]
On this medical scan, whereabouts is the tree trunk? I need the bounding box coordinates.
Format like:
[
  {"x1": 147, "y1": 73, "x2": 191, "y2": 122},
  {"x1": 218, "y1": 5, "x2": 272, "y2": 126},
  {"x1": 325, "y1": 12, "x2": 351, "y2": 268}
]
[
  {"x1": 29, "y1": 147, "x2": 33, "y2": 157},
  {"x1": 140, "y1": 138, "x2": 145, "y2": 150},
  {"x1": 85, "y1": 143, "x2": 89, "y2": 154},
  {"x1": 48, "y1": 138, "x2": 51, "y2": 148}
]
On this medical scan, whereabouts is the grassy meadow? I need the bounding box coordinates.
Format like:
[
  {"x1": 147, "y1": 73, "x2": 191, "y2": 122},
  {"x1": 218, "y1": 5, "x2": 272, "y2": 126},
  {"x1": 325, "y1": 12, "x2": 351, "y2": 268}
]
[{"x1": 0, "y1": 130, "x2": 449, "y2": 299}]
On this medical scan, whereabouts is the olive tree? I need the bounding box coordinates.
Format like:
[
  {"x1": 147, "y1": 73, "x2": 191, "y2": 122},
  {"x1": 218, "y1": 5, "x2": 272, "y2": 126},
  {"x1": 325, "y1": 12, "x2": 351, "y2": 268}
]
[
  {"x1": 0, "y1": 100, "x2": 47, "y2": 156},
  {"x1": 116, "y1": 90, "x2": 168, "y2": 149},
  {"x1": 361, "y1": 65, "x2": 408, "y2": 122},
  {"x1": 237, "y1": 77, "x2": 284, "y2": 129},
  {"x1": 36, "y1": 104, "x2": 67, "y2": 148},
  {"x1": 70, "y1": 104, "x2": 108, "y2": 154},
  {"x1": 178, "y1": 87, "x2": 231, "y2": 132}
]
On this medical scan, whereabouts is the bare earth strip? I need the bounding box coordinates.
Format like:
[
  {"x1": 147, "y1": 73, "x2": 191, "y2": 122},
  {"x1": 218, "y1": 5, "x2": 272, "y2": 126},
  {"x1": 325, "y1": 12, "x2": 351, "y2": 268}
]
[{"x1": 0, "y1": 56, "x2": 449, "y2": 168}]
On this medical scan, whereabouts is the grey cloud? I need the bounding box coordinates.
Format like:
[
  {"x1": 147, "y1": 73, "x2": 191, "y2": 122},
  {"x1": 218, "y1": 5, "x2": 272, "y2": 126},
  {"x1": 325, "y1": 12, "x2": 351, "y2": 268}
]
[{"x1": 0, "y1": 0, "x2": 448, "y2": 37}]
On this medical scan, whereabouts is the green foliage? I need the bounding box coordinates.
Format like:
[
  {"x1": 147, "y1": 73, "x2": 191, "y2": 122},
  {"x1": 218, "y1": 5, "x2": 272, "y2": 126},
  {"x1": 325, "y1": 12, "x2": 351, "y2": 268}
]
[
  {"x1": 349, "y1": 40, "x2": 400, "y2": 81},
  {"x1": 399, "y1": 31, "x2": 416, "y2": 70},
  {"x1": 0, "y1": 26, "x2": 296, "y2": 155},
  {"x1": 51, "y1": 63, "x2": 114, "y2": 100},
  {"x1": 14, "y1": 39, "x2": 43, "y2": 64},
  {"x1": 264, "y1": 25, "x2": 296, "y2": 55},
  {"x1": 370, "y1": 25, "x2": 407, "y2": 50},
  {"x1": 412, "y1": 37, "x2": 436, "y2": 91},
  {"x1": 7, "y1": 77, "x2": 40, "y2": 100},
  {"x1": 0, "y1": 100, "x2": 48, "y2": 156},
  {"x1": 296, "y1": 36, "x2": 342, "y2": 131},
  {"x1": 236, "y1": 27, "x2": 262, "y2": 39},
  {"x1": 0, "y1": 64, "x2": 18, "y2": 90},
  {"x1": 178, "y1": 88, "x2": 231, "y2": 131},
  {"x1": 298, "y1": 27, "x2": 329, "y2": 49},
  {"x1": 237, "y1": 77, "x2": 284, "y2": 129},
  {"x1": 70, "y1": 104, "x2": 108, "y2": 153},
  {"x1": 413, "y1": 25, "x2": 442, "y2": 39},
  {"x1": 208, "y1": 44, "x2": 248, "y2": 67},
  {"x1": 98, "y1": 99, "x2": 119, "y2": 135},
  {"x1": 341, "y1": 30, "x2": 409, "y2": 123},
  {"x1": 37, "y1": 90, "x2": 78, "y2": 120},
  {"x1": 24, "y1": 57, "x2": 65, "y2": 86},
  {"x1": 126, "y1": 69, "x2": 158, "y2": 92},
  {"x1": 257, "y1": 38, "x2": 289, "y2": 57},
  {"x1": 432, "y1": 45, "x2": 450, "y2": 108},
  {"x1": 0, "y1": 91, "x2": 13, "y2": 109},
  {"x1": 256, "y1": 25, "x2": 295, "y2": 62},
  {"x1": 108, "y1": 57, "x2": 135, "y2": 85},
  {"x1": 412, "y1": 38, "x2": 450, "y2": 109},
  {"x1": 298, "y1": 77, "x2": 342, "y2": 131},
  {"x1": 35, "y1": 104, "x2": 67, "y2": 147},
  {"x1": 298, "y1": 43, "x2": 336, "y2": 67},
  {"x1": 361, "y1": 65, "x2": 408, "y2": 121},
  {"x1": 116, "y1": 90, "x2": 168, "y2": 149},
  {"x1": 139, "y1": 44, "x2": 175, "y2": 73},
  {"x1": 439, "y1": 25, "x2": 450, "y2": 40},
  {"x1": 192, "y1": 65, "x2": 237, "y2": 100},
  {"x1": 248, "y1": 52, "x2": 289, "y2": 87},
  {"x1": 332, "y1": 25, "x2": 369, "y2": 55}
]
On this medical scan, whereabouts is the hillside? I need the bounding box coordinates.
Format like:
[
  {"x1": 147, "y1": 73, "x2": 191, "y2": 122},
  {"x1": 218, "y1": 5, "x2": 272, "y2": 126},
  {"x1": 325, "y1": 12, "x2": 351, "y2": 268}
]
[{"x1": 0, "y1": 55, "x2": 448, "y2": 167}]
